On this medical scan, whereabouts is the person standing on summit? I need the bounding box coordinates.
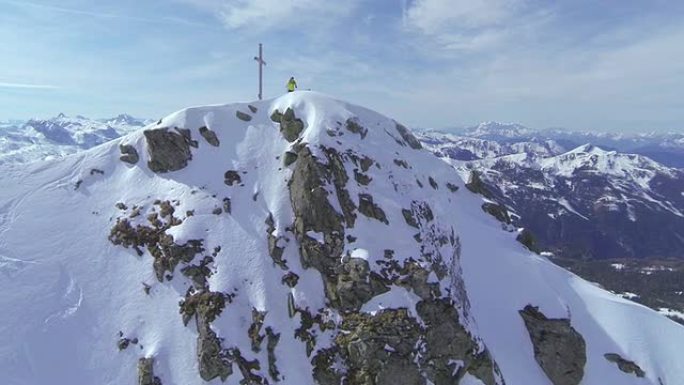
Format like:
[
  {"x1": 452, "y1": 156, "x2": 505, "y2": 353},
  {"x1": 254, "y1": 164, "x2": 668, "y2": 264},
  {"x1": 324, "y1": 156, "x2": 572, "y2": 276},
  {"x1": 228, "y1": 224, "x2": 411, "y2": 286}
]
[{"x1": 287, "y1": 77, "x2": 297, "y2": 93}]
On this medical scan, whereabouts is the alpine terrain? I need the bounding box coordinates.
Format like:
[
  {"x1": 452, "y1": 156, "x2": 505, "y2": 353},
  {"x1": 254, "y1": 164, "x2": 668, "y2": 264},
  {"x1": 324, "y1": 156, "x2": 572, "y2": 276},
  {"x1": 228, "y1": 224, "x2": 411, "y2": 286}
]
[
  {"x1": 1, "y1": 92, "x2": 682, "y2": 385},
  {"x1": 0, "y1": 113, "x2": 149, "y2": 165}
]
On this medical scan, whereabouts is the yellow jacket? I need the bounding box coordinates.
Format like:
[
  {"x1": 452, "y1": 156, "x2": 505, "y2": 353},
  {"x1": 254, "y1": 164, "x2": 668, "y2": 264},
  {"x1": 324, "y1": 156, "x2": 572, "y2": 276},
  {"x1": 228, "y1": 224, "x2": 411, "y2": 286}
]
[{"x1": 287, "y1": 78, "x2": 297, "y2": 92}]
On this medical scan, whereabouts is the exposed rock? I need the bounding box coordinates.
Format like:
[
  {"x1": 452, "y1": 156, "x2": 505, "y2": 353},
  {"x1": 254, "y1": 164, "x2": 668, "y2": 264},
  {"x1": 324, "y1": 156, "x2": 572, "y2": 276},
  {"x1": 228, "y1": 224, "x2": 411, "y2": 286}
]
[
  {"x1": 393, "y1": 159, "x2": 409, "y2": 168},
  {"x1": 359, "y1": 156, "x2": 373, "y2": 172},
  {"x1": 428, "y1": 177, "x2": 439, "y2": 189},
  {"x1": 179, "y1": 291, "x2": 228, "y2": 327},
  {"x1": 604, "y1": 353, "x2": 645, "y2": 378},
  {"x1": 224, "y1": 170, "x2": 242, "y2": 186},
  {"x1": 282, "y1": 271, "x2": 300, "y2": 288},
  {"x1": 248, "y1": 104, "x2": 258, "y2": 113},
  {"x1": 266, "y1": 327, "x2": 281, "y2": 381},
  {"x1": 466, "y1": 171, "x2": 494, "y2": 199},
  {"x1": 118, "y1": 337, "x2": 131, "y2": 351},
  {"x1": 516, "y1": 228, "x2": 538, "y2": 253},
  {"x1": 279, "y1": 108, "x2": 305, "y2": 142},
  {"x1": 345, "y1": 118, "x2": 368, "y2": 139},
  {"x1": 482, "y1": 202, "x2": 511, "y2": 224},
  {"x1": 283, "y1": 151, "x2": 298, "y2": 166},
  {"x1": 519, "y1": 305, "x2": 586, "y2": 385},
  {"x1": 229, "y1": 348, "x2": 265, "y2": 384},
  {"x1": 144, "y1": 128, "x2": 193, "y2": 173},
  {"x1": 236, "y1": 110, "x2": 252, "y2": 122},
  {"x1": 335, "y1": 309, "x2": 423, "y2": 385},
  {"x1": 198, "y1": 126, "x2": 220, "y2": 147},
  {"x1": 337, "y1": 257, "x2": 389, "y2": 312},
  {"x1": 248, "y1": 308, "x2": 266, "y2": 352},
  {"x1": 270, "y1": 109, "x2": 283, "y2": 123},
  {"x1": 181, "y1": 257, "x2": 213, "y2": 290},
  {"x1": 358, "y1": 193, "x2": 389, "y2": 225},
  {"x1": 322, "y1": 147, "x2": 357, "y2": 227},
  {"x1": 120, "y1": 144, "x2": 140, "y2": 164},
  {"x1": 108, "y1": 209, "x2": 201, "y2": 282},
  {"x1": 353, "y1": 169, "x2": 372, "y2": 185},
  {"x1": 138, "y1": 357, "x2": 162, "y2": 385},
  {"x1": 446, "y1": 182, "x2": 459, "y2": 192},
  {"x1": 197, "y1": 317, "x2": 233, "y2": 382},
  {"x1": 212, "y1": 207, "x2": 222, "y2": 215},
  {"x1": 395, "y1": 123, "x2": 423, "y2": 150},
  {"x1": 90, "y1": 168, "x2": 104, "y2": 175},
  {"x1": 416, "y1": 298, "x2": 478, "y2": 384},
  {"x1": 402, "y1": 209, "x2": 419, "y2": 228},
  {"x1": 266, "y1": 214, "x2": 288, "y2": 270}
]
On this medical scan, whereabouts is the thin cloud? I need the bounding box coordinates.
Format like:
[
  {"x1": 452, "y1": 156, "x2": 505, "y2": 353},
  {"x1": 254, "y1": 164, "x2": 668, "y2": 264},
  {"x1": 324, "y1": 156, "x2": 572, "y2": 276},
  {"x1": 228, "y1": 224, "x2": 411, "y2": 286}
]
[
  {"x1": 0, "y1": 82, "x2": 59, "y2": 90},
  {"x1": 178, "y1": 0, "x2": 356, "y2": 31},
  {"x1": 0, "y1": 0, "x2": 214, "y2": 29}
]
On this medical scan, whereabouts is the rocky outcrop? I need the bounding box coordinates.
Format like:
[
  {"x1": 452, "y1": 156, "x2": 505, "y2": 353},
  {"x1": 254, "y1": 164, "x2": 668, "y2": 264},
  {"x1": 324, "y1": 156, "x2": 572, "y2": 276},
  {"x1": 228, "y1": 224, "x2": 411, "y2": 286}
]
[
  {"x1": 604, "y1": 353, "x2": 645, "y2": 378},
  {"x1": 144, "y1": 128, "x2": 195, "y2": 173},
  {"x1": 119, "y1": 144, "x2": 139, "y2": 164},
  {"x1": 108, "y1": 200, "x2": 204, "y2": 282},
  {"x1": 198, "y1": 126, "x2": 220, "y2": 147},
  {"x1": 482, "y1": 202, "x2": 511, "y2": 224},
  {"x1": 466, "y1": 171, "x2": 494, "y2": 200},
  {"x1": 337, "y1": 257, "x2": 389, "y2": 312},
  {"x1": 395, "y1": 123, "x2": 423, "y2": 150},
  {"x1": 283, "y1": 151, "x2": 298, "y2": 166},
  {"x1": 197, "y1": 315, "x2": 233, "y2": 381},
  {"x1": 138, "y1": 357, "x2": 162, "y2": 385},
  {"x1": 272, "y1": 108, "x2": 305, "y2": 142},
  {"x1": 345, "y1": 118, "x2": 368, "y2": 139},
  {"x1": 358, "y1": 193, "x2": 388, "y2": 224},
  {"x1": 313, "y1": 304, "x2": 500, "y2": 385},
  {"x1": 519, "y1": 305, "x2": 586, "y2": 385}
]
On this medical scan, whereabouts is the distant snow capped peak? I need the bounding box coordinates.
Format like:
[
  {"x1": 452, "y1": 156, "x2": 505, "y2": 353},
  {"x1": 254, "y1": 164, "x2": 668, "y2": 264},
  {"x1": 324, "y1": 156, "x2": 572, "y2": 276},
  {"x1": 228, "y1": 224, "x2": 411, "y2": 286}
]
[
  {"x1": 103, "y1": 113, "x2": 147, "y2": 127},
  {"x1": 466, "y1": 121, "x2": 536, "y2": 138}
]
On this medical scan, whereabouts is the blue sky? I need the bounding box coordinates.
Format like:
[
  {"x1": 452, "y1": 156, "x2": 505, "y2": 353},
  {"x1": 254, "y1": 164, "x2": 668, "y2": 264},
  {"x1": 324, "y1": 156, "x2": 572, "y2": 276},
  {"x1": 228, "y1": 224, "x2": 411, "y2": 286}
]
[{"x1": 1, "y1": 0, "x2": 683, "y2": 132}]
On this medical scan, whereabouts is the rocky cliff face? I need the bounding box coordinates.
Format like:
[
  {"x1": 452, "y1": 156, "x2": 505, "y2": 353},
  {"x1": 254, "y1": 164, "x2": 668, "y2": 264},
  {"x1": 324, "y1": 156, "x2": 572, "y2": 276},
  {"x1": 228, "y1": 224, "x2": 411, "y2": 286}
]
[{"x1": 1, "y1": 92, "x2": 683, "y2": 385}]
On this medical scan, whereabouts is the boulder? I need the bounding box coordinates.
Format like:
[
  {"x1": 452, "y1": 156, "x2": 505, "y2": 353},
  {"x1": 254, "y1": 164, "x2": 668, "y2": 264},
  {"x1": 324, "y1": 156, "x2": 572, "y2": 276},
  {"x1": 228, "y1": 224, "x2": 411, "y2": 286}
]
[
  {"x1": 519, "y1": 305, "x2": 586, "y2": 385},
  {"x1": 604, "y1": 353, "x2": 645, "y2": 378},
  {"x1": 144, "y1": 128, "x2": 193, "y2": 173},
  {"x1": 198, "y1": 126, "x2": 220, "y2": 147},
  {"x1": 236, "y1": 110, "x2": 252, "y2": 121},
  {"x1": 119, "y1": 144, "x2": 139, "y2": 164}
]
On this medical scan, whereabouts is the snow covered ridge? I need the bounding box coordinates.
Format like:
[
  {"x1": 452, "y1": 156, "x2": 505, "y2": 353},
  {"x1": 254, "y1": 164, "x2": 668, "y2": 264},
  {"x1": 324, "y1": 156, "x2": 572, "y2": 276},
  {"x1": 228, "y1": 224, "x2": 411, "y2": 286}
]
[
  {"x1": 1, "y1": 92, "x2": 683, "y2": 385},
  {"x1": 420, "y1": 122, "x2": 684, "y2": 168},
  {"x1": 0, "y1": 113, "x2": 149, "y2": 165},
  {"x1": 421, "y1": 130, "x2": 684, "y2": 260}
]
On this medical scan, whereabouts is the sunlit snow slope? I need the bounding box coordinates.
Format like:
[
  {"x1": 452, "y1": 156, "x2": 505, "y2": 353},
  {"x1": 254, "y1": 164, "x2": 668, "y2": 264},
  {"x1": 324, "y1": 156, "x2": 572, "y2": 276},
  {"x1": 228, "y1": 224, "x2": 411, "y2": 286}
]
[{"x1": 0, "y1": 92, "x2": 682, "y2": 385}]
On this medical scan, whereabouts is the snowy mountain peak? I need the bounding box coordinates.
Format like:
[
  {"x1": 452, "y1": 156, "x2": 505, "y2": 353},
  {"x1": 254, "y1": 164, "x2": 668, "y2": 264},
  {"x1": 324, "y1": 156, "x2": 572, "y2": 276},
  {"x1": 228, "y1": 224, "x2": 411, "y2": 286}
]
[
  {"x1": 103, "y1": 113, "x2": 148, "y2": 127},
  {"x1": 2, "y1": 92, "x2": 683, "y2": 385},
  {"x1": 466, "y1": 121, "x2": 536, "y2": 138}
]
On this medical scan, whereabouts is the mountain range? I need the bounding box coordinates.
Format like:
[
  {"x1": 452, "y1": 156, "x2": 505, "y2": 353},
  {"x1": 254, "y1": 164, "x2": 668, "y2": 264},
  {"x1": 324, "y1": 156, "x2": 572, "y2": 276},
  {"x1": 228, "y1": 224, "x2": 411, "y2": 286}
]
[
  {"x1": 1, "y1": 92, "x2": 681, "y2": 385},
  {"x1": 0, "y1": 113, "x2": 150, "y2": 165}
]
